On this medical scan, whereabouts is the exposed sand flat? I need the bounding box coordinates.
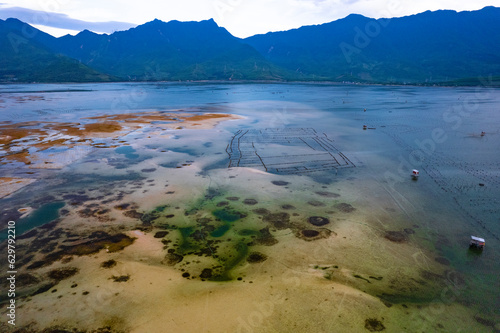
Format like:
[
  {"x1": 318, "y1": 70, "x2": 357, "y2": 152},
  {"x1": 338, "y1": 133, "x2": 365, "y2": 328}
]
[
  {"x1": 0, "y1": 112, "x2": 242, "y2": 169},
  {"x1": 0, "y1": 177, "x2": 37, "y2": 198},
  {"x1": 28, "y1": 146, "x2": 95, "y2": 169}
]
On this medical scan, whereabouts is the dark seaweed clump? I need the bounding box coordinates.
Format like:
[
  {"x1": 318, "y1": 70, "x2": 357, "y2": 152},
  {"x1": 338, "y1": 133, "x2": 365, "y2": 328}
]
[
  {"x1": 61, "y1": 233, "x2": 136, "y2": 255},
  {"x1": 308, "y1": 200, "x2": 325, "y2": 207},
  {"x1": 315, "y1": 191, "x2": 340, "y2": 198},
  {"x1": 365, "y1": 318, "x2": 385, "y2": 331},
  {"x1": 336, "y1": 203, "x2": 355, "y2": 213},
  {"x1": 384, "y1": 231, "x2": 408, "y2": 243},
  {"x1": 123, "y1": 209, "x2": 144, "y2": 219},
  {"x1": 154, "y1": 231, "x2": 169, "y2": 238},
  {"x1": 16, "y1": 273, "x2": 40, "y2": 287},
  {"x1": 308, "y1": 216, "x2": 330, "y2": 226},
  {"x1": 101, "y1": 259, "x2": 117, "y2": 269},
  {"x1": 32, "y1": 282, "x2": 57, "y2": 296},
  {"x1": 47, "y1": 267, "x2": 79, "y2": 281},
  {"x1": 253, "y1": 208, "x2": 270, "y2": 216},
  {"x1": 199, "y1": 268, "x2": 213, "y2": 280},
  {"x1": 248, "y1": 227, "x2": 279, "y2": 246},
  {"x1": 301, "y1": 230, "x2": 320, "y2": 238},
  {"x1": 163, "y1": 253, "x2": 184, "y2": 266},
  {"x1": 296, "y1": 228, "x2": 331, "y2": 241},
  {"x1": 247, "y1": 252, "x2": 268, "y2": 263},
  {"x1": 111, "y1": 275, "x2": 130, "y2": 282},
  {"x1": 262, "y1": 212, "x2": 291, "y2": 230},
  {"x1": 243, "y1": 199, "x2": 258, "y2": 205}
]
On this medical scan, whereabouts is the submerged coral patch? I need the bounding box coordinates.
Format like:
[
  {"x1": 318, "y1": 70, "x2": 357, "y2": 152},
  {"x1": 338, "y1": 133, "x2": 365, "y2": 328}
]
[
  {"x1": 308, "y1": 216, "x2": 330, "y2": 226},
  {"x1": 301, "y1": 229, "x2": 320, "y2": 237},
  {"x1": 296, "y1": 228, "x2": 332, "y2": 241},
  {"x1": 384, "y1": 231, "x2": 408, "y2": 243}
]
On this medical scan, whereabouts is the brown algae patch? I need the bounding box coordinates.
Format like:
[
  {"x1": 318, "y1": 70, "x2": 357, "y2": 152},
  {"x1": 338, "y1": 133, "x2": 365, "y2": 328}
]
[
  {"x1": 335, "y1": 202, "x2": 356, "y2": 213},
  {"x1": 101, "y1": 259, "x2": 118, "y2": 269},
  {"x1": 262, "y1": 212, "x2": 291, "y2": 230},
  {"x1": 365, "y1": 318, "x2": 386, "y2": 331},
  {"x1": 242, "y1": 198, "x2": 258, "y2": 205},
  {"x1": 246, "y1": 252, "x2": 268, "y2": 263},
  {"x1": 315, "y1": 191, "x2": 340, "y2": 198},
  {"x1": 47, "y1": 267, "x2": 79, "y2": 281},
  {"x1": 271, "y1": 180, "x2": 289, "y2": 186},
  {"x1": 0, "y1": 177, "x2": 37, "y2": 198},
  {"x1": 384, "y1": 231, "x2": 409, "y2": 243},
  {"x1": 85, "y1": 111, "x2": 240, "y2": 129},
  {"x1": 0, "y1": 123, "x2": 47, "y2": 145},
  {"x1": 0, "y1": 111, "x2": 240, "y2": 169},
  {"x1": 25, "y1": 232, "x2": 136, "y2": 269},
  {"x1": 111, "y1": 275, "x2": 130, "y2": 282},
  {"x1": 308, "y1": 200, "x2": 326, "y2": 207}
]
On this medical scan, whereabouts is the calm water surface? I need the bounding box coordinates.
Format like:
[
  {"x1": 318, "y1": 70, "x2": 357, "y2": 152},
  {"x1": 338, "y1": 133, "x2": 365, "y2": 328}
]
[{"x1": 1, "y1": 82, "x2": 499, "y2": 331}]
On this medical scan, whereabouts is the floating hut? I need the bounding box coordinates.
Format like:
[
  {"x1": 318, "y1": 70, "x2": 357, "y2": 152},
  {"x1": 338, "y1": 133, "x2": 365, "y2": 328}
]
[{"x1": 469, "y1": 236, "x2": 485, "y2": 249}]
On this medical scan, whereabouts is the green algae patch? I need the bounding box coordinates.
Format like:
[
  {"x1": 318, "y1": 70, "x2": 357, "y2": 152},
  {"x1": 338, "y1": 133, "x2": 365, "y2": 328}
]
[
  {"x1": 177, "y1": 227, "x2": 199, "y2": 253},
  {"x1": 145, "y1": 188, "x2": 277, "y2": 281},
  {"x1": 208, "y1": 241, "x2": 249, "y2": 282},
  {"x1": 209, "y1": 207, "x2": 248, "y2": 237},
  {"x1": 212, "y1": 208, "x2": 246, "y2": 222},
  {"x1": 210, "y1": 224, "x2": 231, "y2": 238}
]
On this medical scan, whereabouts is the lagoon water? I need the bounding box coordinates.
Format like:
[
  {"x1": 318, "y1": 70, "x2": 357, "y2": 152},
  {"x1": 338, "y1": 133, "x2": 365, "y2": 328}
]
[{"x1": 0, "y1": 82, "x2": 499, "y2": 332}]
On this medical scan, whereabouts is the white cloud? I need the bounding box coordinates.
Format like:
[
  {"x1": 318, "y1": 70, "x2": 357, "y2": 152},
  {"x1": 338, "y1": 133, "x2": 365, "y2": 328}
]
[
  {"x1": 1, "y1": 0, "x2": 498, "y2": 38},
  {"x1": 0, "y1": 6, "x2": 136, "y2": 33}
]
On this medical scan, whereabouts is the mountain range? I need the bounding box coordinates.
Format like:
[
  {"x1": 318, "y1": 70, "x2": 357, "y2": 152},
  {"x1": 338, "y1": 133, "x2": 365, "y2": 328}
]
[{"x1": 1, "y1": 6, "x2": 500, "y2": 85}]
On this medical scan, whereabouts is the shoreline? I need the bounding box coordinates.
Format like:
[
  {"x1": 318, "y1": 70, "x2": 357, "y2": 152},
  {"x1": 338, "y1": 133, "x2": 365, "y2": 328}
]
[{"x1": 2, "y1": 79, "x2": 499, "y2": 88}]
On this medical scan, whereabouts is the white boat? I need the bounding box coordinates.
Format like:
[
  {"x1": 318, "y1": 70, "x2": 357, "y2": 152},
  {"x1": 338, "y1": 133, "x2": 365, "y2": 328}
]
[{"x1": 469, "y1": 236, "x2": 485, "y2": 249}]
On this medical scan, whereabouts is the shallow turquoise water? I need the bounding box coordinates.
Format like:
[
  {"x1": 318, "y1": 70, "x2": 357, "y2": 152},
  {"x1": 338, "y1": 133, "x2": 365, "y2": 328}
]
[{"x1": 0, "y1": 201, "x2": 65, "y2": 240}]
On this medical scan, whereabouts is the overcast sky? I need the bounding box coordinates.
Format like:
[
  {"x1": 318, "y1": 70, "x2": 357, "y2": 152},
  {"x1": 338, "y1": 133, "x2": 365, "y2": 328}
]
[{"x1": 0, "y1": 0, "x2": 498, "y2": 37}]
